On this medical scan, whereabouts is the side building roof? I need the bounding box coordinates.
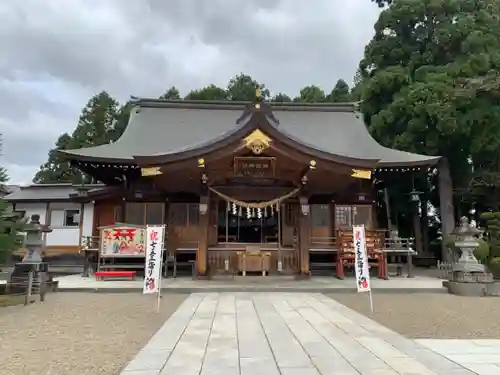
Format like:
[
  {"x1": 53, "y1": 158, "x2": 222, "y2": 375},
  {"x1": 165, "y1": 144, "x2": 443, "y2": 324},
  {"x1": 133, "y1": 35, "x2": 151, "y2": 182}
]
[
  {"x1": 60, "y1": 99, "x2": 440, "y2": 167},
  {"x1": 4, "y1": 183, "x2": 105, "y2": 203}
]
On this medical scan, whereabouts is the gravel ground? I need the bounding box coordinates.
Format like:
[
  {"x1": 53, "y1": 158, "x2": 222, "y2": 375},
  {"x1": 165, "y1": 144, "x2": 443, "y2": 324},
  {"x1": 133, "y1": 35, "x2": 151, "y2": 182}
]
[
  {"x1": 0, "y1": 293, "x2": 187, "y2": 375},
  {"x1": 329, "y1": 293, "x2": 500, "y2": 339}
]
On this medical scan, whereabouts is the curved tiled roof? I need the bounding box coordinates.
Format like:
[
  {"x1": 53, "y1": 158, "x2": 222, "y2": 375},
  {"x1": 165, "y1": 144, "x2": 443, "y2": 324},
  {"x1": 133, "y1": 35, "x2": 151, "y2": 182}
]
[{"x1": 61, "y1": 99, "x2": 440, "y2": 167}]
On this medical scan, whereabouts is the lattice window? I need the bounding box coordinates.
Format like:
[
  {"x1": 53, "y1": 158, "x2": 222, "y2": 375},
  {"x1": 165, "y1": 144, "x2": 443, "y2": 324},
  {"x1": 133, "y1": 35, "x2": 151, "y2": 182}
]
[
  {"x1": 311, "y1": 204, "x2": 331, "y2": 227},
  {"x1": 146, "y1": 203, "x2": 164, "y2": 224},
  {"x1": 335, "y1": 205, "x2": 352, "y2": 228},
  {"x1": 283, "y1": 203, "x2": 298, "y2": 226},
  {"x1": 334, "y1": 205, "x2": 372, "y2": 229},
  {"x1": 352, "y1": 205, "x2": 372, "y2": 228},
  {"x1": 125, "y1": 203, "x2": 144, "y2": 225},
  {"x1": 169, "y1": 203, "x2": 188, "y2": 225}
]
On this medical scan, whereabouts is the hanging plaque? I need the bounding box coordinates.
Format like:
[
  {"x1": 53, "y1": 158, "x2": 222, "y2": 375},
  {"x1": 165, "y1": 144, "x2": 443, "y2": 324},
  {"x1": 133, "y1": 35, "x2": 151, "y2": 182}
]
[{"x1": 234, "y1": 156, "x2": 276, "y2": 178}]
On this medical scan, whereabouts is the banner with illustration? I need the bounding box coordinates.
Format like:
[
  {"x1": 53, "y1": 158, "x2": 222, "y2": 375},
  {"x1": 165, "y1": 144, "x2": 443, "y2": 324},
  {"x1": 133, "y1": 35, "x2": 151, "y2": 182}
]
[
  {"x1": 99, "y1": 224, "x2": 146, "y2": 257},
  {"x1": 143, "y1": 225, "x2": 165, "y2": 294},
  {"x1": 353, "y1": 225, "x2": 371, "y2": 293}
]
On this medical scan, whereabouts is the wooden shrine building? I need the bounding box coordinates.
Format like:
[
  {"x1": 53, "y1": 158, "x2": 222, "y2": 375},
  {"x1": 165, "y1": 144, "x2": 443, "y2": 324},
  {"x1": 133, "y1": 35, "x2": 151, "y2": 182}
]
[{"x1": 61, "y1": 91, "x2": 447, "y2": 278}]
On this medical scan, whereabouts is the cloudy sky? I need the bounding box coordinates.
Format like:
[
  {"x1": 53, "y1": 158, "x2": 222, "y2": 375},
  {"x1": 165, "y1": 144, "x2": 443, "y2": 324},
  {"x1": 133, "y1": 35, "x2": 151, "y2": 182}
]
[{"x1": 0, "y1": 0, "x2": 380, "y2": 185}]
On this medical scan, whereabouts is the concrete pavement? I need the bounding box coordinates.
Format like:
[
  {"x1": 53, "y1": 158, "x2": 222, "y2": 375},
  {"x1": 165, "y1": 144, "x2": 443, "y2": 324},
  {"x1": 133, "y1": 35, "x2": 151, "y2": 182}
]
[{"x1": 120, "y1": 293, "x2": 476, "y2": 375}]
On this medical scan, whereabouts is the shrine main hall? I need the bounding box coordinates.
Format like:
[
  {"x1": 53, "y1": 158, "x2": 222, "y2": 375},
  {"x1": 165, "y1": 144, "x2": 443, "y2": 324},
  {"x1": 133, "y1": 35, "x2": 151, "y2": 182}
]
[{"x1": 55, "y1": 91, "x2": 446, "y2": 279}]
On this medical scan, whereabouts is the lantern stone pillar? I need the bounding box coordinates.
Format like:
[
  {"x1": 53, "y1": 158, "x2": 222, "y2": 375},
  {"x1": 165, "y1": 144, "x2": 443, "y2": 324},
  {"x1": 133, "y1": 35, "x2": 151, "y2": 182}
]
[
  {"x1": 9, "y1": 214, "x2": 53, "y2": 296},
  {"x1": 446, "y1": 217, "x2": 494, "y2": 296}
]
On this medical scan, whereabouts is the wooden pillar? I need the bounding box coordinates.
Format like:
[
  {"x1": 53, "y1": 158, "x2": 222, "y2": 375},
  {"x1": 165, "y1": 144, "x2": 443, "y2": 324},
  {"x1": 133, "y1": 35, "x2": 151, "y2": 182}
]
[
  {"x1": 197, "y1": 194, "x2": 209, "y2": 276},
  {"x1": 298, "y1": 196, "x2": 310, "y2": 276},
  {"x1": 43, "y1": 202, "x2": 51, "y2": 258},
  {"x1": 422, "y1": 171, "x2": 430, "y2": 254},
  {"x1": 78, "y1": 202, "x2": 85, "y2": 249},
  {"x1": 384, "y1": 187, "x2": 393, "y2": 230},
  {"x1": 412, "y1": 209, "x2": 423, "y2": 254},
  {"x1": 438, "y1": 158, "x2": 455, "y2": 262},
  {"x1": 164, "y1": 201, "x2": 174, "y2": 256},
  {"x1": 79, "y1": 202, "x2": 89, "y2": 277}
]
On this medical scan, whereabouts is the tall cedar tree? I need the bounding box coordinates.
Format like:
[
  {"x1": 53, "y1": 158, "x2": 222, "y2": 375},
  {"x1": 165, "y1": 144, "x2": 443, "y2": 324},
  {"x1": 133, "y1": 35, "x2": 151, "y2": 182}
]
[
  {"x1": 359, "y1": 0, "x2": 500, "y2": 219},
  {"x1": 34, "y1": 91, "x2": 119, "y2": 184},
  {"x1": 327, "y1": 79, "x2": 351, "y2": 102}
]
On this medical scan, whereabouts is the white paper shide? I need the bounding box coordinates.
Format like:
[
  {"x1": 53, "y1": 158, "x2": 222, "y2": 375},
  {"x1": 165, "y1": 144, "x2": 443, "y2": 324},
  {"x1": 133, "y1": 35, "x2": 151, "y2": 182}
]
[
  {"x1": 143, "y1": 225, "x2": 165, "y2": 294},
  {"x1": 353, "y1": 225, "x2": 371, "y2": 293}
]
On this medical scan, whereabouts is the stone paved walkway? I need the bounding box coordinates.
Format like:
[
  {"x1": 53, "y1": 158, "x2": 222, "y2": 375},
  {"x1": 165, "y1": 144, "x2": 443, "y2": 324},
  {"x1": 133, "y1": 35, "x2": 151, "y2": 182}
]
[
  {"x1": 54, "y1": 274, "x2": 445, "y2": 293},
  {"x1": 121, "y1": 293, "x2": 475, "y2": 375},
  {"x1": 417, "y1": 339, "x2": 500, "y2": 375}
]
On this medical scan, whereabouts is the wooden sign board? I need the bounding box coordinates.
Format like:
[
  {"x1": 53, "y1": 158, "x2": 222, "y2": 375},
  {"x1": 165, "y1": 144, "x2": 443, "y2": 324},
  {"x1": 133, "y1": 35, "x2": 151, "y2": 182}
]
[
  {"x1": 99, "y1": 224, "x2": 146, "y2": 257},
  {"x1": 234, "y1": 156, "x2": 276, "y2": 178}
]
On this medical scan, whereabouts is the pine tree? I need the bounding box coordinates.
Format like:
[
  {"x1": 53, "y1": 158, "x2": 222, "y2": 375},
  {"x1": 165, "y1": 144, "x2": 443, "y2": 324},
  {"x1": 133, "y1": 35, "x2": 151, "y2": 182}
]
[
  {"x1": 327, "y1": 79, "x2": 350, "y2": 102},
  {"x1": 33, "y1": 133, "x2": 75, "y2": 183},
  {"x1": 71, "y1": 91, "x2": 119, "y2": 149},
  {"x1": 33, "y1": 91, "x2": 119, "y2": 183}
]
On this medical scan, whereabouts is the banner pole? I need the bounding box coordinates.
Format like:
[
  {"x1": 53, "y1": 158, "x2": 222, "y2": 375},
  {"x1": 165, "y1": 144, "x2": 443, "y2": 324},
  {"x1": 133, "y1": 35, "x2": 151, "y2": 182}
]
[
  {"x1": 156, "y1": 224, "x2": 165, "y2": 313},
  {"x1": 368, "y1": 289, "x2": 374, "y2": 314},
  {"x1": 157, "y1": 262, "x2": 162, "y2": 313}
]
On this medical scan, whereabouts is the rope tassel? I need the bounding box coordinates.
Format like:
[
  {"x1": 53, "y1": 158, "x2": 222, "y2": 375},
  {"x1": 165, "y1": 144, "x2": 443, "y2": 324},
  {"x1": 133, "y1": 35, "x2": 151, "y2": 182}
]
[{"x1": 208, "y1": 186, "x2": 300, "y2": 209}]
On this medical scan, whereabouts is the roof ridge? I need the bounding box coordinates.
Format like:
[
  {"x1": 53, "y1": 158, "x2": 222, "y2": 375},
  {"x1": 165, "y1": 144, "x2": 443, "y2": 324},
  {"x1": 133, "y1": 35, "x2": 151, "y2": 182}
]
[{"x1": 133, "y1": 97, "x2": 357, "y2": 112}]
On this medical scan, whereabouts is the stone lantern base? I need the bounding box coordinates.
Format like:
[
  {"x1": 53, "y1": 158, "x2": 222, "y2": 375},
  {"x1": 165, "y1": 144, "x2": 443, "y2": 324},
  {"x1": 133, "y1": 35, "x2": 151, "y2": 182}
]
[
  {"x1": 445, "y1": 217, "x2": 499, "y2": 297},
  {"x1": 447, "y1": 269, "x2": 498, "y2": 296},
  {"x1": 8, "y1": 262, "x2": 56, "y2": 296}
]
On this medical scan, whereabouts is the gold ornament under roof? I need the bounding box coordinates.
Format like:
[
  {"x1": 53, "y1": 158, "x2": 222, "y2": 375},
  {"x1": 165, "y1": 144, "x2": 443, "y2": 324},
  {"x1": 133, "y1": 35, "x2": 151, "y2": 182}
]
[
  {"x1": 351, "y1": 169, "x2": 372, "y2": 180},
  {"x1": 141, "y1": 167, "x2": 162, "y2": 177},
  {"x1": 243, "y1": 129, "x2": 271, "y2": 155}
]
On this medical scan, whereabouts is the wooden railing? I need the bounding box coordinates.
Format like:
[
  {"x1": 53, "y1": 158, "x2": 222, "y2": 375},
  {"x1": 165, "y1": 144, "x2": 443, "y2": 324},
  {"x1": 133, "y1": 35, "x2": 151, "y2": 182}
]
[
  {"x1": 308, "y1": 232, "x2": 414, "y2": 250},
  {"x1": 310, "y1": 236, "x2": 336, "y2": 250},
  {"x1": 207, "y1": 247, "x2": 297, "y2": 275}
]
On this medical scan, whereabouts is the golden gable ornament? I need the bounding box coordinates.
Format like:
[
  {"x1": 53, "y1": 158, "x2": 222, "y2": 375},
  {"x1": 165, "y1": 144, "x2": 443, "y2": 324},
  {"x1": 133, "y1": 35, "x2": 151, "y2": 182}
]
[{"x1": 243, "y1": 129, "x2": 271, "y2": 155}]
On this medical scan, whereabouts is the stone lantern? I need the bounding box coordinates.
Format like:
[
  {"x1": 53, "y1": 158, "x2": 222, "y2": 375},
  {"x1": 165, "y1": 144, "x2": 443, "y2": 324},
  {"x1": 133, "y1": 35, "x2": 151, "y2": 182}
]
[
  {"x1": 23, "y1": 214, "x2": 52, "y2": 263},
  {"x1": 447, "y1": 217, "x2": 493, "y2": 296},
  {"x1": 9, "y1": 214, "x2": 52, "y2": 296},
  {"x1": 451, "y1": 217, "x2": 489, "y2": 278}
]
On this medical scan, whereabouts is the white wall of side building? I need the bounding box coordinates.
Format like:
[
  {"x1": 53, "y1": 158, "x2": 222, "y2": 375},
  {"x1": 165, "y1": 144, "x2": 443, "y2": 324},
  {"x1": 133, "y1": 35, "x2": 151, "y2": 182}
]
[{"x1": 14, "y1": 201, "x2": 95, "y2": 248}]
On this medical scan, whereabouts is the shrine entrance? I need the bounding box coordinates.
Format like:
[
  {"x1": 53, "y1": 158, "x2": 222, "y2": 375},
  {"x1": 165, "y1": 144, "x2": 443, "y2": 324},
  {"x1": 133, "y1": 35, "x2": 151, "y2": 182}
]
[
  {"x1": 217, "y1": 203, "x2": 280, "y2": 244},
  {"x1": 207, "y1": 185, "x2": 301, "y2": 276}
]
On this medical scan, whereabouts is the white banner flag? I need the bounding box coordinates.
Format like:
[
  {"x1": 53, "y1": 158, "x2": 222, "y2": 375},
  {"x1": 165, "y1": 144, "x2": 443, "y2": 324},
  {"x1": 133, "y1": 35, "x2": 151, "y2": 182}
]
[
  {"x1": 353, "y1": 225, "x2": 371, "y2": 293},
  {"x1": 143, "y1": 225, "x2": 165, "y2": 294}
]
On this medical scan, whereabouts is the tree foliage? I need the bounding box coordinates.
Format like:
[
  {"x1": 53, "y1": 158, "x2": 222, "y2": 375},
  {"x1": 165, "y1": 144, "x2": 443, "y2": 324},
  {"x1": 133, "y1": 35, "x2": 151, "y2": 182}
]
[
  {"x1": 294, "y1": 85, "x2": 326, "y2": 103},
  {"x1": 372, "y1": 0, "x2": 391, "y2": 7},
  {"x1": 359, "y1": 0, "x2": 500, "y2": 218},
  {"x1": 327, "y1": 79, "x2": 351, "y2": 102},
  {"x1": 34, "y1": 92, "x2": 119, "y2": 184},
  {"x1": 0, "y1": 136, "x2": 26, "y2": 263},
  {"x1": 159, "y1": 86, "x2": 181, "y2": 100},
  {"x1": 185, "y1": 84, "x2": 228, "y2": 101},
  {"x1": 227, "y1": 73, "x2": 270, "y2": 101}
]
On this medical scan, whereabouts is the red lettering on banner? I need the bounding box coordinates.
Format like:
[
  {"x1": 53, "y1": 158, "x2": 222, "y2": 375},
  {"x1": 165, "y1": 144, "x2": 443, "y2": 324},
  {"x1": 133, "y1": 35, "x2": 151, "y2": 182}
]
[{"x1": 149, "y1": 230, "x2": 159, "y2": 242}]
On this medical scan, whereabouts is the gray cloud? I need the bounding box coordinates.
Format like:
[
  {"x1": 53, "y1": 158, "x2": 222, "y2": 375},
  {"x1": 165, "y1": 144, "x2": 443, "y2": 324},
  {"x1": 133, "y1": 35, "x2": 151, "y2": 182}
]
[{"x1": 0, "y1": 0, "x2": 380, "y2": 184}]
